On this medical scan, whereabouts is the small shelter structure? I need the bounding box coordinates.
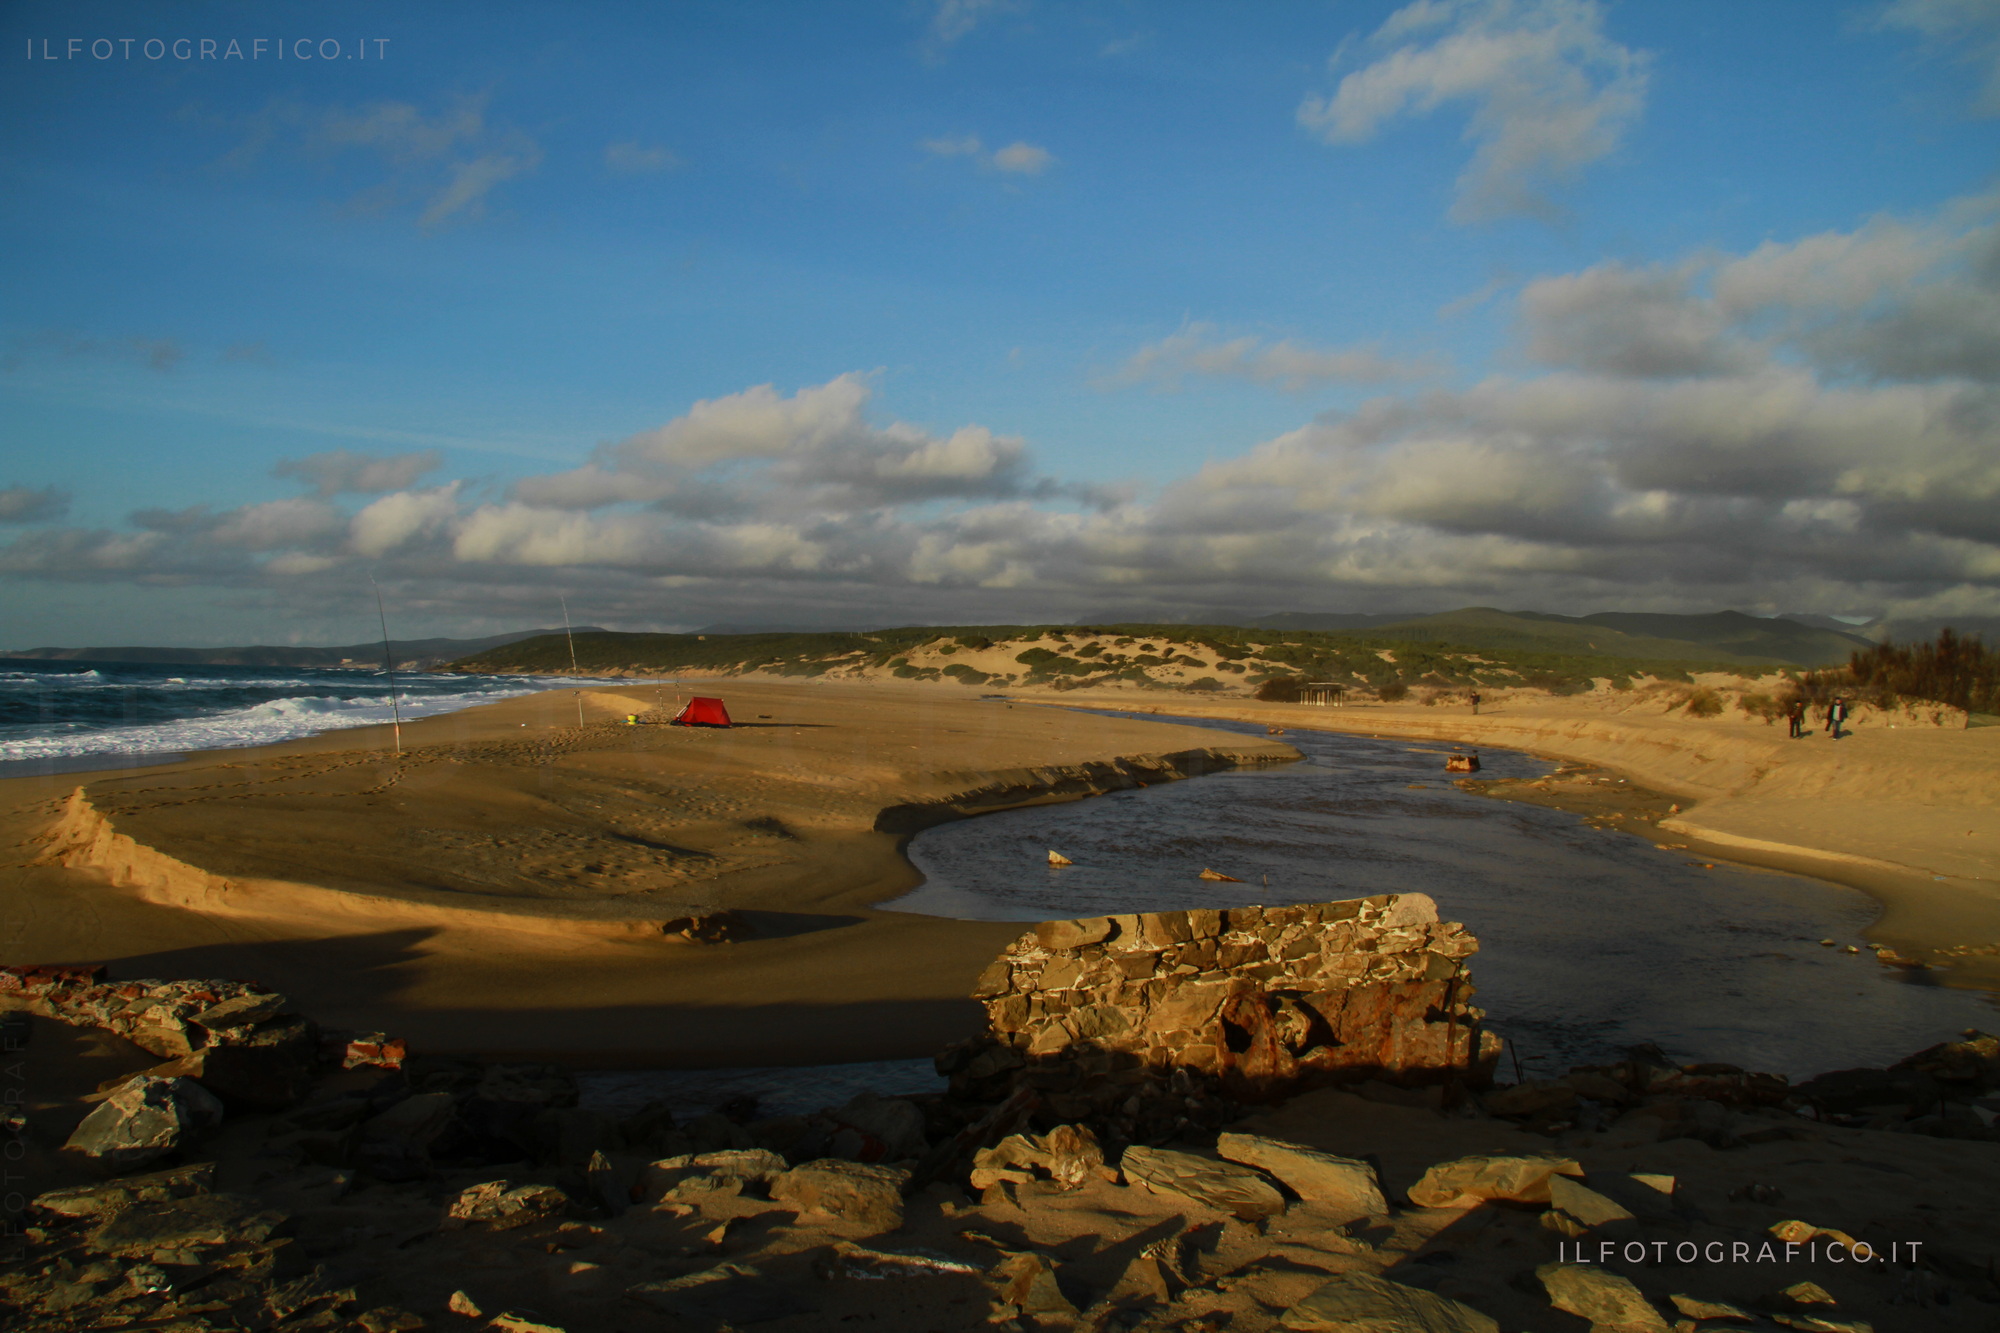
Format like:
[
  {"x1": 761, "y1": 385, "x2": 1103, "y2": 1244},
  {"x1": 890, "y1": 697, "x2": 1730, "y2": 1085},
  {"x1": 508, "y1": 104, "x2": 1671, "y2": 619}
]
[{"x1": 672, "y1": 696, "x2": 733, "y2": 728}]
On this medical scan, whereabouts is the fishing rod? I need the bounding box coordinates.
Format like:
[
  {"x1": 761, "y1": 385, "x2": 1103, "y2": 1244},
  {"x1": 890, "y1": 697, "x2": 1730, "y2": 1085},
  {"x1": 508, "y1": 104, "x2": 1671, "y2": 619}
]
[
  {"x1": 370, "y1": 576, "x2": 403, "y2": 758},
  {"x1": 561, "y1": 594, "x2": 583, "y2": 728}
]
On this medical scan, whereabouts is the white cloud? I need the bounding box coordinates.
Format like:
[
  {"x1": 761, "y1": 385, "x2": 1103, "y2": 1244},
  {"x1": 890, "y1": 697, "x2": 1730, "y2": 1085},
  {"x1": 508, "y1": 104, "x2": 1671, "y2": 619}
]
[
  {"x1": 604, "y1": 141, "x2": 682, "y2": 174},
  {"x1": 1108, "y1": 323, "x2": 1440, "y2": 391},
  {"x1": 920, "y1": 135, "x2": 1055, "y2": 176},
  {"x1": 7, "y1": 195, "x2": 1999, "y2": 627},
  {"x1": 350, "y1": 484, "x2": 463, "y2": 557},
  {"x1": 1879, "y1": 0, "x2": 2000, "y2": 113},
  {"x1": 991, "y1": 141, "x2": 1055, "y2": 175},
  {"x1": 925, "y1": 0, "x2": 1012, "y2": 52},
  {"x1": 1299, "y1": 0, "x2": 1651, "y2": 223},
  {"x1": 0, "y1": 486, "x2": 69, "y2": 523},
  {"x1": 274, "y1": 449, "x2": 444, "y2": 497}
]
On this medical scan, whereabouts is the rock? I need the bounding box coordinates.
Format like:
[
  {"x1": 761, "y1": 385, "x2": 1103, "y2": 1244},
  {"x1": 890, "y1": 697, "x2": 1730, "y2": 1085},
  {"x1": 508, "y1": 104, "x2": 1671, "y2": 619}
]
[
  {"x1": 684, "y1": 1110, "x2": 756, "y2": 1153},
  {"x1": 442, "y1": 1180, "x2": 570, "y2": 1230},
  {"x1": 1483, "y1": 1080, "x2": 1579, "y2": 1118},
  {"x1": 188, "y1": 1018, "x2": 320, "y2": 1110},
  {"x1": 1216, "y1": 1132, "x2": 1387, "y2": 1221},
  {"x1": 1547, "y1": 1175, "x2": 1638, "y2": 1230},
  {"x1": 32, "y1": 1162, "x2": 215, "y2": 1218},
  {"x1": 989, "y1": 1251, "x2": 1080, "y2": 1322},
  {"x1": 1769, "y1": 1317, "x2": 1873, "y2": 1333},
  {"x1": 1120, "y1": 1145, "x2": 1287, "y2": 1220},
  {"x1": 640, "y1": 1148, "x2": 789, "y2": 1203},
  {"x1": 626, "y1": 1262, "x2": 815, "y2": 1324},
  {"x1": 534, "y1": 1106, "x2": 624, "y2": 1168},
  {"x1": 1537, "y1": 1262, "x2": 1671, "y2": 1333},
  {"x1": 770, "y1": 1159, "x2": 910, "y2": 1233},
  {"x1": 188, "y1": 991, "x2": 289, "y2": 1031},
  {"x1": 1792, "y1": 1067, "x2": 1939, "y2": 1115},
  {"x1": 89, "y1": 1192, "x2": 288, "y2": 1256},
  {"x1": 488, "y1": 1315, "x2": 567, "y2": 1333},
  {"x1": 1770, "y1": 1219, "x2": 1862, "y2": 1250},
  {"x1": 1669, "y1": 1293, "x2": 1754, "y2": 1321},
  {"x1": 1778, "y1": 1281, "x2": 1838, "y2": 1307},
  {"x1": 446, "y1": 1290, "x2": 482, "y2": 1318},
  {"x1": 821, "y1": 1091, "x2": 928, "y2": 1163},
  {"x1": 1281, "y1": 1271, "x2": 1499, "y2": 1331},
  {"x1": 1036, "y1": 915, "x2": 1115, "y2": 951},
  {"x1": 335, "y1": 1032, "x2": 408, "y2": 1070},
  {"x1": 1405, "y1": 1153, "x2": 1582, "y2": 1208},
  {"x1": 354, "y1": 1308, "x2": 425, "y2": 1332},
  {"x1": 64, "y1": 1074, "x2": 224, "y2": 1170},
  {"x1": 357, "y1": 1090, "x2": 456, "y2": 1180}
]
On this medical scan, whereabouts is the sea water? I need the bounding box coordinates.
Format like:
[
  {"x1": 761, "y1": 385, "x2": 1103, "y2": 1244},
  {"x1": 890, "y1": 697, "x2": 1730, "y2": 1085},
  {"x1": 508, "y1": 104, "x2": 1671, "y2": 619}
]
[
  {"x1": 886, "y1": 708, "x2": 1998, "y2": 1082},
  {"x1": 0, "y1": 659, "x2": 597, "y2": 775}
]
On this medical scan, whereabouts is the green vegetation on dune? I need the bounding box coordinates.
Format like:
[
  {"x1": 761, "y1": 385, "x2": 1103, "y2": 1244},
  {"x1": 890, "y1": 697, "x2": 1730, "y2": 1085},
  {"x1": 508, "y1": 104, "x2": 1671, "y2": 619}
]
[{"x1": 440, "y1": 620, "x2": 1760, "y2": 696}]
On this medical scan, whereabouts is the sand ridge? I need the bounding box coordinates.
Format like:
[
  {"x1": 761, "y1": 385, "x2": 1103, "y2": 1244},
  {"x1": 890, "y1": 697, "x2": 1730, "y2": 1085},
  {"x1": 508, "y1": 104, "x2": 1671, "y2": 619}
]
[{"x1": 0, "y1": 681, "x2": 1295, "y2": 1064}]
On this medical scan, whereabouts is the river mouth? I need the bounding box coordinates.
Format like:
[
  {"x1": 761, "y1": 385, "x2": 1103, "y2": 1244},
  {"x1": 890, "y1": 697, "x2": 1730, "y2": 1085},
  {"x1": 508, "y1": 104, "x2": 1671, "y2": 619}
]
[{"x1": 885, "y1": 708, "x2": 1997, "y2": 1082}]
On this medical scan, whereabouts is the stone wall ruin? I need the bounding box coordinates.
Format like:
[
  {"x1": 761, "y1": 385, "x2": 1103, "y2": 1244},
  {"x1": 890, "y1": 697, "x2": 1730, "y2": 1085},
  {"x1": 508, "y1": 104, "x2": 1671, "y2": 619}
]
[{"x1": 939, "y1": 893, "x2": 1499, "y2": 1139}]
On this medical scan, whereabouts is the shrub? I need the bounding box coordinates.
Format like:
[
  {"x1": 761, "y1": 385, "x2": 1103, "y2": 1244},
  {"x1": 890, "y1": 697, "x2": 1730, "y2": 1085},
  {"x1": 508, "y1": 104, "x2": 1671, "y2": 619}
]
[
  {"x1": 1015, "y1": 647, "x2": 1058, "y2": 666},
  {"x1": 1255, "y1": 675, "x2": 1304, "y2": 703},
  {"x1": 1840, "y1": 628, "x2": 1997, "y2": 714},
  {"x1": 1683, "y1": 687, "x2": 1723, "y2": 717},
  {"x1": 942, "y1": 663, "x2": 989, "y2": 684},
  {"x1": 1736, "y1": 691, "x2": 1791, "y2": 724},
  {"x1": 1182, "y1": 677, "x2": 1223, "y2": 693},
  {"x1": 1377, "y1": 682, "x2": 1409, "y2": 703},
  {"x1": 958, "y1": 635, "x2": 992, "y2": 651}
]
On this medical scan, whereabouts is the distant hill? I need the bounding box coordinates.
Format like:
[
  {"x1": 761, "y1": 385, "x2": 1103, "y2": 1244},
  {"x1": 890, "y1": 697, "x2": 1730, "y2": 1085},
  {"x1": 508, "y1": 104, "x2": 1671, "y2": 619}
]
[
  {"x1": 1245, "y1": 612, "x2": 1423, "y2": 632},
  {"x1": 0, "y1": 627, "x2": 608, "y2": 670},
  {"x1": 1298, "y1": 607, "x2": 1859, "y2": 666}
]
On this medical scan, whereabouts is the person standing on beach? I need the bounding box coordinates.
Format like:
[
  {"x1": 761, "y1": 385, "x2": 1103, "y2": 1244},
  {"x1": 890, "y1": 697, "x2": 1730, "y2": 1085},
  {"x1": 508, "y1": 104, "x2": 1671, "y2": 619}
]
[
  {"x1": 1825, "y1": 696, "x2": 1849, "y2": 739},
  {"x1": 1470, "y1": 691, "x2": 1482, "y2": 715},
  {"x1": 1786, "y1": 697, "x2": 1806, "y2": 738}
]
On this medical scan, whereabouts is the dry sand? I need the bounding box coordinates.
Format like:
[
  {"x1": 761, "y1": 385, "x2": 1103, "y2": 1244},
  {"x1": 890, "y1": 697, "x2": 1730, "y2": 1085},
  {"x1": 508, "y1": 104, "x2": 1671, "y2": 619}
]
[
  {"x1": 0, "y1": 682, "x2": 1292, "y2": 1066},
  {"x1": 1026, "y1": 688, "x2": 2000, "y2": 985}
]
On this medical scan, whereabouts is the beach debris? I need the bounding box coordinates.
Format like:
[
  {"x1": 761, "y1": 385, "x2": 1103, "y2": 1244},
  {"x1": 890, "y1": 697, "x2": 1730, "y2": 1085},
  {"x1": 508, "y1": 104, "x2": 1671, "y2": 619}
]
[
  {"x1": 1047, "y1": 849, "x2": 1073, "y2": 866},
  {"x1": 1538, "y1": 1262, "x2": 1672, "y2": 1332},
  {"x1": 1406, "y1": 1153, "x2": 1583, "y2": 1208},
  {"x1": 1214, "y1": 1131, "x2": 1387, "y2": 1221},
  {"x1": 822, "y1": 1242, "x2": 983, "y2": 1279},
  {"x1": 970, "y1": 1123, "x2": 1108, "y2": 1192},
  {"x1": 64, "y1": 1074, "x2": 224, "y2": 1170},
  {"x1": 442, "y1": 1179, "x2": 571, "y2": 1231},
  {"x1": 770, "y1": 1159, "x2": 911, "y2": 1233},
  {"x1": 1197, "y1": 867, "x2": 1242, "y2": 881},
  {"x1": 1280, "y1": 1272, "x2": 1499, "y2": 1332},
  {"x1": 1445, "y1": 751, "x2": 1480, "y2": 772},
  {"x1": 1119, "y1": 1145, "x2": 1288, "y2": 1220}
]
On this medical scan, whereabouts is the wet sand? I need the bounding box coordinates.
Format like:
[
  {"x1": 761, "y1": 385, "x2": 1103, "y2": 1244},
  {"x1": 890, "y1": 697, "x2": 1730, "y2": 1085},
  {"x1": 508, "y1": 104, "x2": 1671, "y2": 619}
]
[{"x1": 0, "y1": 682, "x2": 1292, "y2": 1066}]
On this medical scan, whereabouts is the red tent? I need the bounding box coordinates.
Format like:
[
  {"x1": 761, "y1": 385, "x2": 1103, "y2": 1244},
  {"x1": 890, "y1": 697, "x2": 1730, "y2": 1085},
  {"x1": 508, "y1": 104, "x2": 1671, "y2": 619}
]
[{"x1": 671, "y1": 696, "x2": 732, "y2": 727}]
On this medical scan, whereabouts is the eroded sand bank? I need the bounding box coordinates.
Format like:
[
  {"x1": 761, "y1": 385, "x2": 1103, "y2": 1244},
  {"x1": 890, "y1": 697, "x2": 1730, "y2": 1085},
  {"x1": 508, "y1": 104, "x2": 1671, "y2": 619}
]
[{"x1": 0, "y1": 682, "x2": 1293, "y2": 1065}]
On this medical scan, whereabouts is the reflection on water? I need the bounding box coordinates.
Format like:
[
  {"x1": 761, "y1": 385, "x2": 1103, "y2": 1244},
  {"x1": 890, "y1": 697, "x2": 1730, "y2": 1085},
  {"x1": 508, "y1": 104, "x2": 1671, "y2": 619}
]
[{"x1": 886, "y1": 709, "x2": 1996, "y2": 1081}]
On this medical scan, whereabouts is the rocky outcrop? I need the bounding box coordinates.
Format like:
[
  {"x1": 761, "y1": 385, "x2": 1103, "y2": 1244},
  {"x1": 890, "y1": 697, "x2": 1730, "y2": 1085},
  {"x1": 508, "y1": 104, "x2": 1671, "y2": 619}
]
[{"x1": 939, "y1": 893, "x2": 1499, "y2": 1141}]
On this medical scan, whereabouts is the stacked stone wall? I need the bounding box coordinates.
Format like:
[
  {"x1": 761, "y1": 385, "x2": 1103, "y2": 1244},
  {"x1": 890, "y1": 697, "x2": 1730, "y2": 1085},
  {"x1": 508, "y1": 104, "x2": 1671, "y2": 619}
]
[{"x1": 941, "y1": 893, "x2": 1498, "y2": 1136}]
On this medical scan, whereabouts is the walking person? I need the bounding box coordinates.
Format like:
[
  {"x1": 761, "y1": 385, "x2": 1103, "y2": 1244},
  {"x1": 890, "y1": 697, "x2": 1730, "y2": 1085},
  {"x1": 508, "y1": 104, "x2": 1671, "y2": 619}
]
[
  {"x1": 1786, "y1": 697, "x2": 1806, "y2": 739},
  {"x1": 1825, "y1": 695, "x2": 1849, "y2": 740},
  {"x1": 1469, "y1": 690, "x2": 1482, "y2": 716}
]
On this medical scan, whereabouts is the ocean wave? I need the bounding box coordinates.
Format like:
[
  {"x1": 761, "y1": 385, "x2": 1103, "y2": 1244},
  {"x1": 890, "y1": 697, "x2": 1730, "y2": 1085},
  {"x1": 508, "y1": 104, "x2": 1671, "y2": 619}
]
[{"x1": 0, "y1": 681, "x2": 549, "y2": 762}]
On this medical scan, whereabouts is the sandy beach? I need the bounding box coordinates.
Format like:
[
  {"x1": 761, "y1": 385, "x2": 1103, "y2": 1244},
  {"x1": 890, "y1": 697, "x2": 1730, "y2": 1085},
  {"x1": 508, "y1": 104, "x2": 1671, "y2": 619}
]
[{"x1": 0, "y1": 682, "x2": 1293, "y2": 1065}]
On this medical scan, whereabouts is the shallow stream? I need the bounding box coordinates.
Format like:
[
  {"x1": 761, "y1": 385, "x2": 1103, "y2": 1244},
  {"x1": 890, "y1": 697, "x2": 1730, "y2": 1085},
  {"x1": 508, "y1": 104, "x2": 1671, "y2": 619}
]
[{"x1": 885, "y1": 709, "x2": 1995, "y2": 1082}]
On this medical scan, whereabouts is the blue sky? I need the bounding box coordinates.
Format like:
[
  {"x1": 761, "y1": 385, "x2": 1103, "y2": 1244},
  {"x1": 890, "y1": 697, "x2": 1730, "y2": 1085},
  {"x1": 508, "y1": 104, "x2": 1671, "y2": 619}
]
[{"x1": 2, "y1": 0, "x2": 1997, "y2": 645}]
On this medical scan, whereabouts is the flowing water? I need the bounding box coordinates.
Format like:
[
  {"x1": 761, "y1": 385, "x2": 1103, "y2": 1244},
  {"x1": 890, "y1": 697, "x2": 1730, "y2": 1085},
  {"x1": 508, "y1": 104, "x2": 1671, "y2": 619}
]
[{"x1": 886, "y1": 708, "x2": 1996, "y2": 1082}]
